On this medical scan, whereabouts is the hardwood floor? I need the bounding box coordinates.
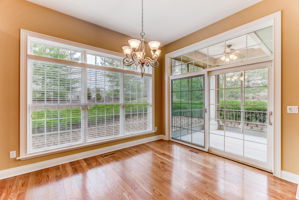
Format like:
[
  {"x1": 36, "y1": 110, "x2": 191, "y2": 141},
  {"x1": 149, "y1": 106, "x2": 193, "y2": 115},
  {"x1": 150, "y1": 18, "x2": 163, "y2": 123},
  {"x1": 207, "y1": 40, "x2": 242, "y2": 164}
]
[{"x1": 0, "y1": 140, "x2": 297, "y2": 200}]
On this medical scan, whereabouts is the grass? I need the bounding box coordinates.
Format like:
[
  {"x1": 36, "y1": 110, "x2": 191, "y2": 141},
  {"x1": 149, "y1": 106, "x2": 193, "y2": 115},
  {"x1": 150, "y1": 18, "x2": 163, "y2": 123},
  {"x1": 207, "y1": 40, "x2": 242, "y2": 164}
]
[{"x1": 32, "y1": 104, "x2": 149, "y2": 134}]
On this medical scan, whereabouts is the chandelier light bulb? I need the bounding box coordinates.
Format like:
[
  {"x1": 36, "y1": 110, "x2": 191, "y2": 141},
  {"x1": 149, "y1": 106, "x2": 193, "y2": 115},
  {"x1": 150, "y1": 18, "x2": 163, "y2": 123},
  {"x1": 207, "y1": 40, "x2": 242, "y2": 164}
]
[
  {"x1": 148, "y1": 41, "x2": 161, "y2": 50},
  {"x1": 135, "y1": 51, "x2": 144, "y2": 59},
  {"x1": 152, "y1": 49, "x2": 161, "y2": 58},
  {"x1": 229, "y1": 54, "x2": 238, "y2": 60},
  {"x1": 128, "y1": 39, "x2": 141, "y2": 50},
  {"x1": 122, "y1": 46, "x2": 132, "y2": 55}
]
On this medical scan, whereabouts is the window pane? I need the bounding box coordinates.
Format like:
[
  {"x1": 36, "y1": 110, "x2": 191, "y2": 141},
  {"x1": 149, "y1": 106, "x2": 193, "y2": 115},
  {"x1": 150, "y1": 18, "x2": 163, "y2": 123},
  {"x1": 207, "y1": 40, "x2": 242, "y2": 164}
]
[
  {"x1": 30, "y1": 60, "x2": 82, "y2": 104},
  {"x1": 87, "y1": 104, "x2": 120, "y2": 141},
  {"x1": 87, "y1": 69, "x2": 120, "y2": 104},
  {"x1": 124, "y1": 74, "x2": 152, "y2": 134},
  {"x1": 29, "y1": 38, "x2": 82, "y2": 62},
  {"x1": 30, "y1": 108, "x2": 82, "y2": 152}
]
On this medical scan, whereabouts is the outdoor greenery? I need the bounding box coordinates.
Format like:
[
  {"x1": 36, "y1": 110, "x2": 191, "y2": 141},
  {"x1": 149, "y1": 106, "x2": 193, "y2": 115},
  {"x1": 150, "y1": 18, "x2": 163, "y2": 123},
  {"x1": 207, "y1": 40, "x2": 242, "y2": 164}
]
[
  {"x1": 31, "y1": 43, "x2": 150, "y2": 135},
  {"x1": 172, "y1": 99, "x2": 267, "y2": 123},
  {"x1": 32, "y1": 104, "x2": 149, "y2": 134}
]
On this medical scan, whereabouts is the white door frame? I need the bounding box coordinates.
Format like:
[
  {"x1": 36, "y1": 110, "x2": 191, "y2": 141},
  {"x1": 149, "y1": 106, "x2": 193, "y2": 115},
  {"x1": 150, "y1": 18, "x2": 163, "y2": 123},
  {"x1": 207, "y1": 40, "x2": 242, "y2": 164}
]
[
  {"x1": 207, "y1": 62, "x2": 273, "y2": 171},
  {"x1": 170, "y1": 72, "x2": 209, "y2": 152},
  {"x1": 164, "y1": 12, "x2": 281, "y2": 176}
]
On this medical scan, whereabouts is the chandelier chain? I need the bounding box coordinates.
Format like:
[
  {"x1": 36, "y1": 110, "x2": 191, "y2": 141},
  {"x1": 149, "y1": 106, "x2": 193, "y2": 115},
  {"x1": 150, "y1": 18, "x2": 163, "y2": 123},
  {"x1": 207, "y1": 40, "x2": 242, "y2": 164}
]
[{"x1": 140, "y1": 0, "x2": 145, "y2": 38}]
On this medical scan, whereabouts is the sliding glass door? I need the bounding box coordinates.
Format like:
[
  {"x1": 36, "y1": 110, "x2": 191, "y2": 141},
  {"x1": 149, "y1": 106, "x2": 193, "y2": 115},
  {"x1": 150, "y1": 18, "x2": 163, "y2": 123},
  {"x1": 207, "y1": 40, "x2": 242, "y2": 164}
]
[
  {"x1": 171, "y1": 75, "x2": 205, "y2": 148},
  {"x1": 209, "y1": 64, "x2": 272, "y2": 170},
  {"x1": 169, "y1": 63, "x2": 273, "y2": 170}
]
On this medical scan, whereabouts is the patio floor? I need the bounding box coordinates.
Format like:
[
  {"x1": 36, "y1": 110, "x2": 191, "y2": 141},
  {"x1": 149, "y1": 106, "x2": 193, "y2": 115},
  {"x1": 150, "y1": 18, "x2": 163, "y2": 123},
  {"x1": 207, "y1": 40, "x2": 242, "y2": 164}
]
[{"x1": 173, "y1": 130, "x2": 267, "y2": 162}]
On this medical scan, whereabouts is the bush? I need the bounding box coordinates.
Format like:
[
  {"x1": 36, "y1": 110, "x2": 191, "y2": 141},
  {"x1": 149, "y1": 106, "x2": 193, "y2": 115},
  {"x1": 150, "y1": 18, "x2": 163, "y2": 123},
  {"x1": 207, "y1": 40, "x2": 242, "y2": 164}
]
[{"x1": 172, "y1": 100, "x2": 267, "y2": 123}]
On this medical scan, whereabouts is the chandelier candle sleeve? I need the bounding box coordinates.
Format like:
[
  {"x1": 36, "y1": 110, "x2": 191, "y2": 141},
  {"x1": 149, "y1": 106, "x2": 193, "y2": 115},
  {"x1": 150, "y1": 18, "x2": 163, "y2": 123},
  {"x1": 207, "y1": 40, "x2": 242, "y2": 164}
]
[
  {"x1": 128, "y1": 39, "x2": 141, "y2": 50},
  {"x1": 148, "y1": 41, "x2": 161, "y2": 50},
  {"x1": 122, "y1": 46, "x2": 132, "y2": 55}
]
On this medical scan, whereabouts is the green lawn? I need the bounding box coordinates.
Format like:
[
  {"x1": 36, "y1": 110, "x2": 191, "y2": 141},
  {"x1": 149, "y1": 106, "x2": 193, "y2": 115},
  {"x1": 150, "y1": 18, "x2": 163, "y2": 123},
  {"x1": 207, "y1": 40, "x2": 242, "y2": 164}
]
[{"x1": 32, "y1": 104, "x2": 149, "y2": 134}]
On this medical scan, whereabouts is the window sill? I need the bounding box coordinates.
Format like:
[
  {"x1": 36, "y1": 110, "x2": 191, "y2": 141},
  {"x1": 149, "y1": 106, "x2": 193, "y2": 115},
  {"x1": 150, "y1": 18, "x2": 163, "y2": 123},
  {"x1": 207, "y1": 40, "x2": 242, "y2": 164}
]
[{"x1": 17, "y1": 128, "x2": 157, "y2": 160}]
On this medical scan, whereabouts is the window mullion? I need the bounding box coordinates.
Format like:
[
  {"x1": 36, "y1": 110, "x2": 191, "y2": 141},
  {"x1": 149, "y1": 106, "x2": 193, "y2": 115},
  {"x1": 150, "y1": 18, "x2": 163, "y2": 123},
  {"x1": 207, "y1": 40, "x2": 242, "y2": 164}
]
[
  {"x1": 120, "y1": 73, "x2": 125, "y2": 136},
  {"x1": 81, "y1": 51, "x2": 88, "y2": 143}
]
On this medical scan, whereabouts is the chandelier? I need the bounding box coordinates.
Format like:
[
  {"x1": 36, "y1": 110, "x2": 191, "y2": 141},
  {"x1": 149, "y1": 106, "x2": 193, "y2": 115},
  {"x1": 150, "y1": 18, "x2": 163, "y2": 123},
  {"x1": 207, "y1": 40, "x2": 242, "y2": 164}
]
[
  {"x1": 220, "y1": 44, "x2": 238, "y2": 63},
  {"x1": 122, "y1": 0, "x2": 161, "y2": 76}
]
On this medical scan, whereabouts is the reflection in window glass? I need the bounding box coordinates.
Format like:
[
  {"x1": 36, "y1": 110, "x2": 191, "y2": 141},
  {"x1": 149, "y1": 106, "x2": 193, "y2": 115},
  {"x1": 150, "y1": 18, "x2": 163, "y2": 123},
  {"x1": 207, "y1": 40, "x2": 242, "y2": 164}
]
[
  {"x1": 171, "y1": 26, "x2": 273, "y2": 76},
  {"x1": 29, "y1": 41, "x2": 82, "y2": 62}
]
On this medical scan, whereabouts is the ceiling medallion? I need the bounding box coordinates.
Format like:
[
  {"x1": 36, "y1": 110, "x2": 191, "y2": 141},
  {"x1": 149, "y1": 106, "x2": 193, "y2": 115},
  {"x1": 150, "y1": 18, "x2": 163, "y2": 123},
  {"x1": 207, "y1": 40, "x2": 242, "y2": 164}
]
[{"x1": 122, "y1": 0, "x2": 161, "y2": 76}]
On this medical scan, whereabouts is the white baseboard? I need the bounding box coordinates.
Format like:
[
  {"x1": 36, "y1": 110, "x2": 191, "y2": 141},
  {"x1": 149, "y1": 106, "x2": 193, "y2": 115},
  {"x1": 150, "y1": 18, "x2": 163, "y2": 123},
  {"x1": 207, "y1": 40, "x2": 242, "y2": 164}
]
[
  {"x1": 279, "y1": 171, "x2": 299, "y2": 199},
  {"x1": 0, "y1": 135, "x2": 164, "y2": 180},
  {"x1": 281, "y1": 171, "x2": 299, "y2": 184},
  {"x1": 161, "y1": 135, "x2": 169, "y2": 140}
]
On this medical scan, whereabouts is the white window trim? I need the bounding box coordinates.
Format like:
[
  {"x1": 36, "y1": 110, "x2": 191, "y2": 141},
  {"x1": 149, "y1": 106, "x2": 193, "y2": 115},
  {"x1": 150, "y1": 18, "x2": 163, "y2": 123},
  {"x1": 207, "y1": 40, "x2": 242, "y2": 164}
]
[
  {"x1": 20, "y1": 29, "x2": 156, "y2": 160},
  {"x1": 164, "y1": 12, "x2": 281, "y2": 176}
]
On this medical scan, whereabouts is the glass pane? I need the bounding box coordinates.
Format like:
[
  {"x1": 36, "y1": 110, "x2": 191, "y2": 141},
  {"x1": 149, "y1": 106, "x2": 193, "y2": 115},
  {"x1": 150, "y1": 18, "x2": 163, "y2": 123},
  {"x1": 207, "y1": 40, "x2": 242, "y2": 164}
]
[
  {"x1": 30, "y1": 108, "x2": 82, "y2": 152},
  {"x1": 246, "y1": 45, "x2": 271, "y2": 60},
  {"x1": 245, "y1": 107, "x2": 267, "y2": 124},
  {"x1": 124, "y1": 74, "x2": 152, "y2": 134},
  {"x1": 225, "y1": 72, "x2": 242, "y2": 88},
  {"x1": 244, "y1": 141, "x2": 267, "y2": 162},
  {"x1": 208, "y1": 42, "x2": 225, "y2": 56},
  {"x1": 180, "y1": 78, "x2": 189, "y2": 91},
  {"x1": 191, "y1": 76, "x2": 204, "y2": 90},
  {"x1": 224, "y1": 88, "x2": 241, "y2": 102},
  {"x1": 29, "y1": 38, "x2": 82, "y2": 62},
  {"x1": 171, "y1": 76, "x2": 205, "y2": 147},
  {"x1": 245, "y1": 68, "x2": 268, "y2": 87},
  {"x1": 245, "y1": 87, "x2": 268, "y2": 104},
  {"x1": 172, "y1": 59, "x2": 181, "y2": 75},
  {"x1": 87, "y1": 105, "x2": 120, "y2": 140},
  {"x1": 210, "y1": 134, "x2": 224, "y2": 150},
  {"x1": 30, "y1": 61, "x2": 82, "y2": 105},
  {"x1": 86, "y1": 54, "x2": 96, "y2": 65},
  {"x1": 225, "y1": 137, "x2": 243, "y2": 156},
  {"x1": 172, "y1": 79, "x2": 181, "y2": 92},
  {"x1": 226, "y1": 35, "x2": 246, "y2": 50},
  {"x1": 87, "y1": 69, "x2": 120, "y2": 103},
  {"x1": 244, "y1": 122, "x2": 267, "y2": 162}
]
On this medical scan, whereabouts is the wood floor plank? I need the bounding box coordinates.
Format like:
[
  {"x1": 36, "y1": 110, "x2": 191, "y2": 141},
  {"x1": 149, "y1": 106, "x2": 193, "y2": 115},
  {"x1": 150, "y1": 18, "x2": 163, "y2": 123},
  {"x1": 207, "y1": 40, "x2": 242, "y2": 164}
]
[{"x1": 0, "y1": 140, "x2": 297, "y2": 200}]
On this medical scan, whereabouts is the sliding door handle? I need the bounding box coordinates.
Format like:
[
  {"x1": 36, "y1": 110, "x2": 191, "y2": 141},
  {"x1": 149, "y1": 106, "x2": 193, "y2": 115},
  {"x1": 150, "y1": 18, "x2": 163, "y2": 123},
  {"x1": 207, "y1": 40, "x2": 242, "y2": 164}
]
[{"x1": 268, "y1": 111, "x2": 273, "y2": 126}]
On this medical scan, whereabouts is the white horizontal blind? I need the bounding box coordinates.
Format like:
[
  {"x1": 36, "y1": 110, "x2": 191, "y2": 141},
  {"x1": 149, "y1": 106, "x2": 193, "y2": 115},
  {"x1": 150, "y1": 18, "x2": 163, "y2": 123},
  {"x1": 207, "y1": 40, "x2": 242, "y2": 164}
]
[
  {"x1": 29, "y1": 60, "x2": 83, "y2": 152},
  {"x1": 124, "y1": 74, "x2": 152, "y2": 134},
  {"x1": 25, "y1": 34, "x2": 153, "y2": 154},
  {"x1": 87, "y1": 69, "x2": 121, "y2": 141}
]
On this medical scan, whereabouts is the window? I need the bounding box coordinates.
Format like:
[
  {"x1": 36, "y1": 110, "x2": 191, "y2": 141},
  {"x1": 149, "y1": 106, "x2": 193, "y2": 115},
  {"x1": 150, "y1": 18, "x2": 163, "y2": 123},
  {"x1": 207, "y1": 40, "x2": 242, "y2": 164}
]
[
  {"x1": 21, "y1": 30, "x2": 153, "y2": 156},
  {"x1": 171, "y1": 26, "x2": 273, "y2": 75}
]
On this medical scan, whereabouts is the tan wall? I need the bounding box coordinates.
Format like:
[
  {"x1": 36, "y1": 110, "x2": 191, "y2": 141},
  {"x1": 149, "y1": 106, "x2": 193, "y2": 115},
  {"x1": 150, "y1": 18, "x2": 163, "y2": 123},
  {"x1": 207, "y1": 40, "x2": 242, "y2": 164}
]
[
  {"x1": 162, "y1": 0, "x2": 299, "y2": 174},
  {"x1": 0, "y1": 0, "x2": 163, "y2": 170}
]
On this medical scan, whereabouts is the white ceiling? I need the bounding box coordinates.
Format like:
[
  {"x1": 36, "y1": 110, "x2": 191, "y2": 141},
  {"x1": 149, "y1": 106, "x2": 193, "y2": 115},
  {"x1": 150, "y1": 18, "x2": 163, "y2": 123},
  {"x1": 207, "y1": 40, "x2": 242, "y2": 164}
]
[{"x1": 27, "y1": 0, "x2": 262, "y2": 45}]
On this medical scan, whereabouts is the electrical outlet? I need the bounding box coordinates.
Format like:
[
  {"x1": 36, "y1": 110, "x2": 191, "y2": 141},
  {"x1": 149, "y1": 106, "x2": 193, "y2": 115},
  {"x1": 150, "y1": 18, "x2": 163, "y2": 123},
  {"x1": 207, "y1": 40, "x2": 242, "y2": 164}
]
[
  {"x1": 10, "y1": 151, "x2": 16, "y2": 159},
  {"x1": 287, "y1": 106, "x2": 298, "y2": 114}
]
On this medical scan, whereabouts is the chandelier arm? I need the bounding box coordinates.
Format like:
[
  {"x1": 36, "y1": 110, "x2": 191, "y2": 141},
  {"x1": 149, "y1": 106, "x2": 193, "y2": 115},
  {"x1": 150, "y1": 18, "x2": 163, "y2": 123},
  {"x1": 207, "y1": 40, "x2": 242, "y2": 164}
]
[
  {"x1": 123, "y1": 55, "x2": 135, "y2": 66},
  {"x1": 144, "y1": 57, "x2": 159, "y2": 68}
]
